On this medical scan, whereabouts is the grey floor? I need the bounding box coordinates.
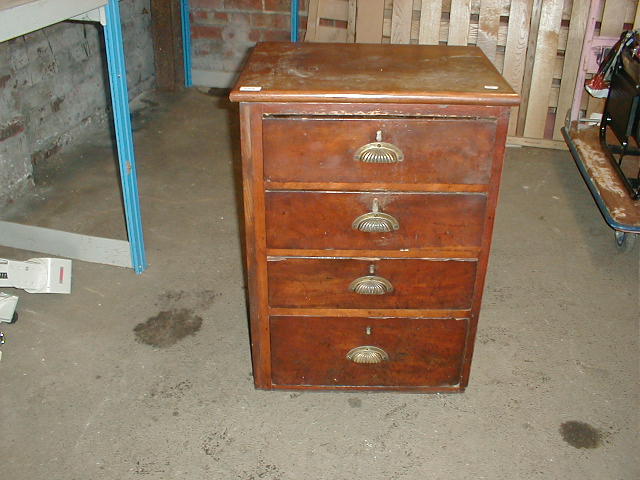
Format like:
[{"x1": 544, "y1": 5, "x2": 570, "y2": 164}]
[{"x1": 0, "y1": 90, "x2": 638, "y2": 480}]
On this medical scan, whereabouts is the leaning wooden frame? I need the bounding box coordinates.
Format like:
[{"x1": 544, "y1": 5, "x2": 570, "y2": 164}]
[{"x1": 305, "y1": 0, "x2": 640, "y2": 150}]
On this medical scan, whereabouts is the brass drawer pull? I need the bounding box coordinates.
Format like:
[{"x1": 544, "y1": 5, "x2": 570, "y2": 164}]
[
  {"x1": 352, "y1": 198, "x2": 399, "y2": 233},
  {"x1": 354, "y1": 130, "x2": 404, "y2": 164},
  {"x1": 347, "y1": 346, "x2": 389, "y2": 364},
  {"x1": 348, "y1": 264, "x2": 393, "y2": 295}
]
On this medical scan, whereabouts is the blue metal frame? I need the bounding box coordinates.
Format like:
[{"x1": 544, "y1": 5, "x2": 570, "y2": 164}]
[
  {"x1": 180, "y1": 0, "x2": 193, "y2": 86},
  {"x1": 104, "y1": 0, "x2": 148, "y2": 273},
  {"x1": 291, "y1": 0, "x2": 299, "y2": 42}
]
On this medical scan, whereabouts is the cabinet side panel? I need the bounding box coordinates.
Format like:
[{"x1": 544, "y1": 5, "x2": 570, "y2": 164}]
[
  {"x1": 240, "y1": 103, "x2": 271, "y2": 388},
  {"x1": 459, "y1": 106, "x2": 511, "y2": 388}
]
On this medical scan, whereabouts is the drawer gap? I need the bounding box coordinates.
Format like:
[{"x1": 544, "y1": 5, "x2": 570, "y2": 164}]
[
  {"x1": 264, "y1": 189, "x2": 488, "y2": 196},
  {"x1": 263, "y1": 114, "x2": 490, "y2": 121}
]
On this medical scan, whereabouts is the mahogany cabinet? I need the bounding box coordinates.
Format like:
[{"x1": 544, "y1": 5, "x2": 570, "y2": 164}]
[{"x1": 230, "y1": 42, "x2": 519, "y2": 392}]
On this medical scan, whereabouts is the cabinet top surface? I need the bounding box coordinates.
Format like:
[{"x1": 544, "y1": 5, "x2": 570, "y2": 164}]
[{"x1": 229, "y1": 42, "x2": 519, "y2": 106}]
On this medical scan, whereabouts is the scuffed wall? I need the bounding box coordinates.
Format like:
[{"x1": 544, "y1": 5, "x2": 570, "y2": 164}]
[{"x1": 0, "y1": 0, "x2": 155, "y2": 205}]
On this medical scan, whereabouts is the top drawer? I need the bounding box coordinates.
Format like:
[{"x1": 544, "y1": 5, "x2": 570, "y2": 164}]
[{"x1": 262, "y1": 116, "x2": 497, "y2": 186}]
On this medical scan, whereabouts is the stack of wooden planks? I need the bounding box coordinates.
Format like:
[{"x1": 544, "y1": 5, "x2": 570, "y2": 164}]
[{"x1": 305, "y1": 0, "x2": 640, "y2": 149}]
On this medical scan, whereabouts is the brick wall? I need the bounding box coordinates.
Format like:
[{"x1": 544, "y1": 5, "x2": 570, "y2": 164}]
[
  {"x1": 190, "y1": 0, "x2": 308, "y2": 87},
  {"x1": 0, "y1": 0, "x2": 155, "y2": 205}
]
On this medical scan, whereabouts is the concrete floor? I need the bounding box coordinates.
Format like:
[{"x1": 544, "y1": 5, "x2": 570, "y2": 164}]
[{"x1": 0, "y1": 90, "x2": 638, "y2": 479}]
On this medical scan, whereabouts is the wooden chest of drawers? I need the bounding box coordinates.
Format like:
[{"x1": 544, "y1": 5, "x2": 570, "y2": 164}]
[{"x1": 230, "y1": 42, "x2": 519, "y2": 392}]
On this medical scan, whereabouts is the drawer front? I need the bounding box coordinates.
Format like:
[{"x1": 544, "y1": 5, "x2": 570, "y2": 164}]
[
  {"x1": 270, "y1": 316, "x2": 468, "y2": 387},
  {"x1": 265, "y1": 191, "x2": 486, "y2": 250},
  {"x1": 268, "y1": 258, "x2": 476, "y2": 309},
  {"x1": 262, "y1": 116, "x2": 497, "y2": 185}
]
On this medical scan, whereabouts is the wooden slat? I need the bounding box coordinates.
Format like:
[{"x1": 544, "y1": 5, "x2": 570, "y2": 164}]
[
  {"x1": 503, "y1": 0, "x2": 533, "y2": 135},
  {"x1": 306, "y1": 0, "x2": 621, "y2": 145},
  {"x1": 516, "y1": 0, "x2": 544, "y2": 135},
  {"x1": 419, "y1": 0, "x2": 443, "y2": 44},
  {"x1": 318, "y1": 0, "x2": 349, "y2": 20},
  {"x1": 347, "y1": 0, "x2": 357, "y2": 42},
  {"x1": 561, "y1": 0, "x2": 574, "y2": 19},
  {"x1": 477, "y1": 0, "x2": 502, "y2": 62},
  {"x1": 356, "y1": 0, "x2": 385, "y2": 42},
  {"x1": 600, "y1": 0, "x2": 626, "y2": 36},
  {"x1": 391, "y1": 0, "x2": 413, "y2": 43},
  {"x1": 151, "y1": 0, "x2": 185, "y2": 92},
  {"x1": 305, "y1": 0, "x2": 320, "y2": 41},
  {"x1": 402, "y1": 9, "x2": 568, "y2": 50},
  {"x1": 494, "y1": 49, "x2": 506, "y2": 72},
  {"x1": 553, "y1": 0, "x2": 590, "y2": 139},
  {"x1": 523, "y1": 0, "x2": 563, "y2": 138},
  {"x1": 624, "y1": 0, "x2": 637, "y2": 23},
  {"x1": 316, "y1": 25, "x2": 348, "y2": 41},
  {"x1": 507, "y1": 136, "x2": 568, "y2": 149},
  {"x1": 448, "y1": 0, "x2": 472, "y2": 45},
  {"x1": 306, "y1": 0, "x2": 350, "y2": 42}
]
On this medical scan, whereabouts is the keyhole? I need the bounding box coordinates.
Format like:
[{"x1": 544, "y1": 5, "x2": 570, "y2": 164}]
[{"x1": 365, "y1": 326, "x2": 372, "y2": 335}]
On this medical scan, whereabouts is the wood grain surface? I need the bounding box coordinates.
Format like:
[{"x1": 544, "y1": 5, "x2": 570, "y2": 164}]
[
  {"x1": 229, "y1": 43, "x2": 519, "y2": 105},
  {"x1": 267, "y1": 257, "x2": 477, "y2": 309},
  {"x1": 265, "y1": 191, "x2": 487, "y2": 250},
  {"x1": 418, "y1": 0, "x2": 443, "y2": 45},
  {"x1": 355, "y1": 0, "x2": 384, "y2": 43},
  {"x1": 270, "y1": 316, "x2": 468, "y2": 387},
  {"x1": 553, "y1": 0, "x2": 590, "y2": 140},
  {"x1": 231, "y1": 44, "x2": 513, "y2": 391},
  {"x1": 262, "y1": 116, "x2": 497, "y2": 186},
  {"x1": 390, "y1": 0, "x2": 412, "y2": 44},
  {"x1": 502, "y1": 0, "x2": 533, "y2": 135},
  {"x1": 448, "y1": 0, "x2": 472, "y2": 46},
  {"x1": 566, "y1": 123, "x2": 640, "y2": 228},
  {"x1": 523, "y1": 0, "x2": 564, "y2": 138}
]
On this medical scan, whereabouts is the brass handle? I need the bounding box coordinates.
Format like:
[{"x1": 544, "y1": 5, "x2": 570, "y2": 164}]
[
  {"x1": 352, "y1": 198, "x2": 399, "y2": 233},
  {"x1": 354, "y1": 130, "x2": 404, "y2": 164},
  {"x1": 347, "y1": 346, "x2": 389, "y2": 364},
  {"x1": 348, "y1": 265, "x2": 393, "y2": 295}
]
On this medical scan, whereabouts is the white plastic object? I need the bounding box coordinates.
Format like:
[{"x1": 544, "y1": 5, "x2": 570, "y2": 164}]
[
  {"x1": 0, "y1": 258, "x2": 72, "y2": 294},
  {"x1": 0, "y1": 292, "x2": 18, "y2": 323}
]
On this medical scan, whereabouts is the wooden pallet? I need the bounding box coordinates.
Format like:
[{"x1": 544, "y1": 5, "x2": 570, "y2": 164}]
[{"x1": 305, "y1": 0, "x2": 640, "y2": 149}]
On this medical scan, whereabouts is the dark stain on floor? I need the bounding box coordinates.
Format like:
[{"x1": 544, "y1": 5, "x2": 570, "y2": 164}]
[
  {"x1": 149, "y1": 379, "x2": 193, "y2": 399},
  {"x1": 156, "y1": 289, "x2": 221, "y2": 311},
  {"x1": 560, "y1": 421, "x2": 602, "y2": 449},
  {"x1": 202, "y1": 429, "x2": 233, "y2": 461},
  {"x1": 134, "y1": 308, "x2": 203, "y2": 347}
]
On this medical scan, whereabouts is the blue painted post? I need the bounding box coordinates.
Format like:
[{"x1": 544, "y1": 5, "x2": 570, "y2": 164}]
[
  {"x1": 291, "y1": 0, "x2": 299, "y2": 42},
  {"x1": 181, "y1": 0, "x2": 193, "y2": 86},
  {"x1": 103, "y1": 0, "x2": 148, "y2": 273}
]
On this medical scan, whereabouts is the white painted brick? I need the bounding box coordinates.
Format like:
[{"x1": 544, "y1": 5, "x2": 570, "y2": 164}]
[{"x1": 0, "y1": 0, "x2": 155, "y2": 202}]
